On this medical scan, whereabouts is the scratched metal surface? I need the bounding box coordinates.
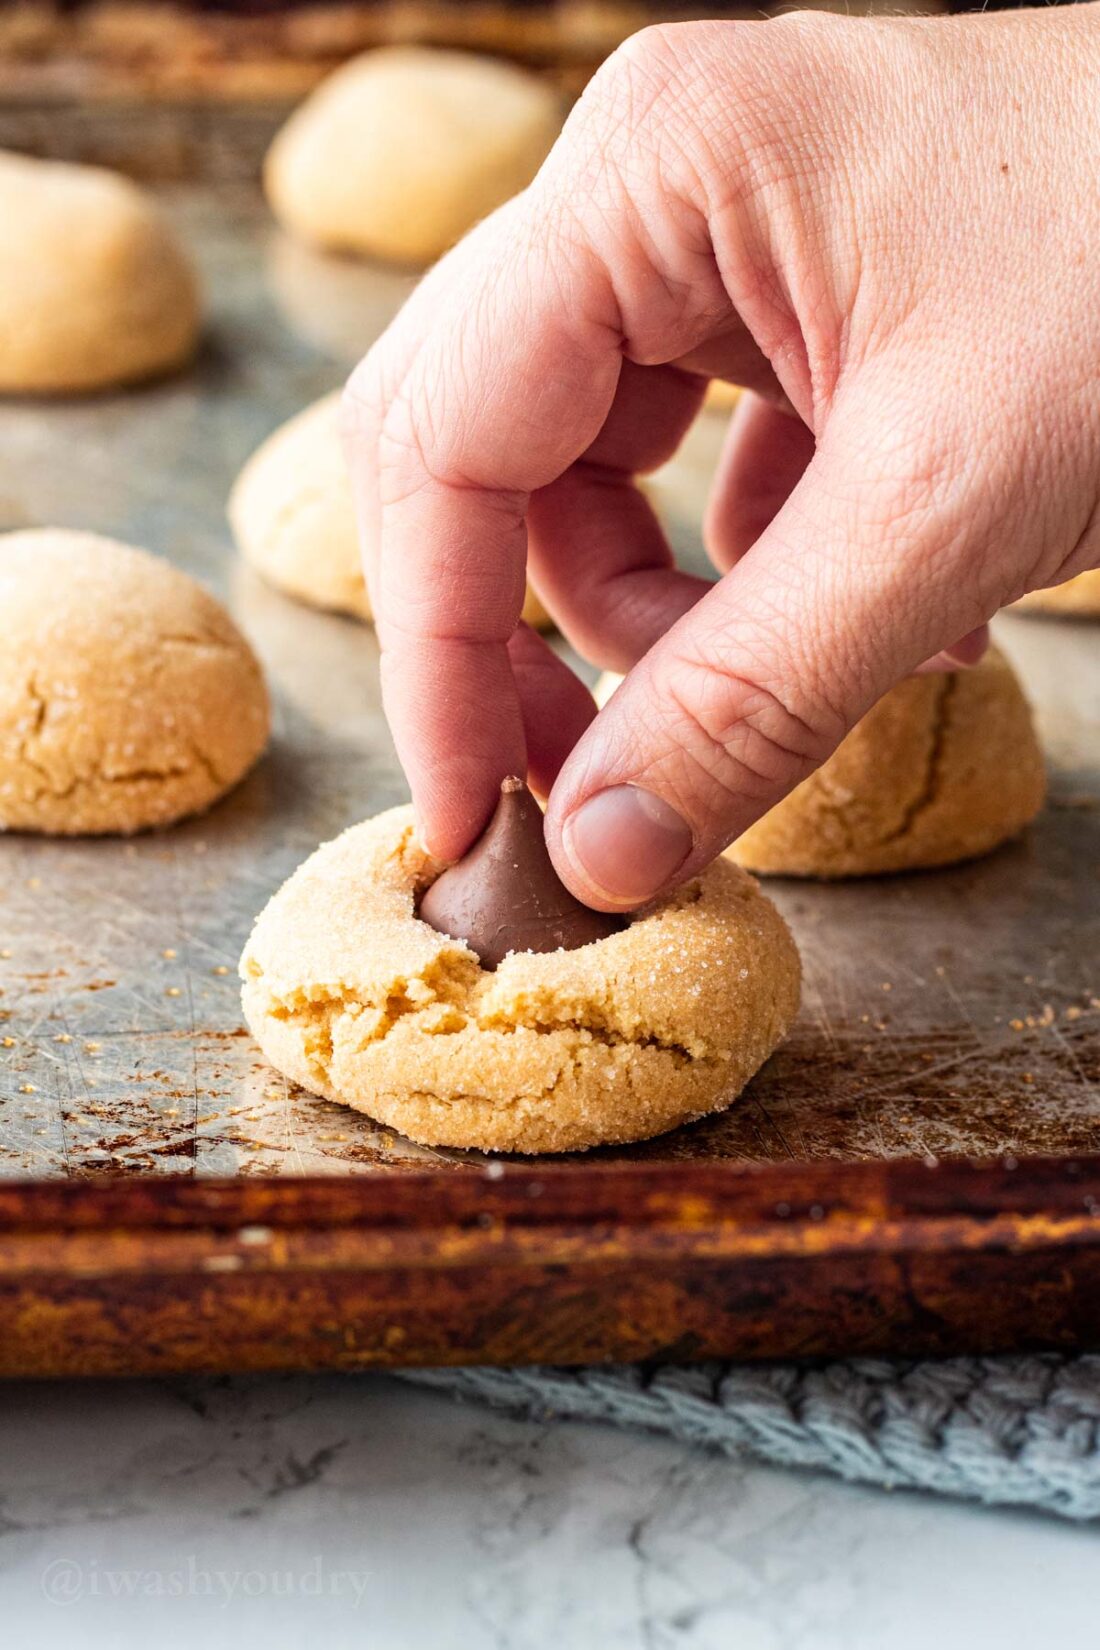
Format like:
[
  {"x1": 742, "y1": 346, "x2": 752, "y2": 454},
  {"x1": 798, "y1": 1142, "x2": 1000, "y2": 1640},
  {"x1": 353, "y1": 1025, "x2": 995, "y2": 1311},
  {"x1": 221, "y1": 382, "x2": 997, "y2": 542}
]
[{"x1": 0, "y1": 182, "x2": 1098, "y2": 1178}]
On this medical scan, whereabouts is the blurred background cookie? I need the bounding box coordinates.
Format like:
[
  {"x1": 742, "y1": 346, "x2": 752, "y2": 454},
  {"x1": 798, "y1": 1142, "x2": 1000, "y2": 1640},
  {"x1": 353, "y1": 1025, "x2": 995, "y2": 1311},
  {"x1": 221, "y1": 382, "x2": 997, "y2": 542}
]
[
  {"x1": 263, "y1": 46, "x2": 564, "y2": 267},
  {"x1": 1012, "y1": 568, "x2": 1100, "y2": 618},
  {"x1": 0, "y1": 150, "x2": 200, "y2": 394},
  {"x1": 703, "y1": 380, "x2": 742, "y2": 415}
]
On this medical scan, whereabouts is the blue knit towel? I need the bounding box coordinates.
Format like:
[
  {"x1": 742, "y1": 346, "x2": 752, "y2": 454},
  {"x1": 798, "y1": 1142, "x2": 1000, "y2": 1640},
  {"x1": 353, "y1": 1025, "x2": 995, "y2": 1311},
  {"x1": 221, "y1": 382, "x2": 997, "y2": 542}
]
[{"x1": 402, "y1": 1354, "x2": 1100, "y2": 1521}]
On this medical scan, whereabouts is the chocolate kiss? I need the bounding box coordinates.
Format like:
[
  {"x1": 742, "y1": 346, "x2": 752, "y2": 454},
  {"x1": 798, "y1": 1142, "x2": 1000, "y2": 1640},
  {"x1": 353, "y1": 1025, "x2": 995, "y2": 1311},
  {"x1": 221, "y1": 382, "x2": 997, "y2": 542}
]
[{"x1": 418, "y1": 776, "x2": 625, "y2": 970}]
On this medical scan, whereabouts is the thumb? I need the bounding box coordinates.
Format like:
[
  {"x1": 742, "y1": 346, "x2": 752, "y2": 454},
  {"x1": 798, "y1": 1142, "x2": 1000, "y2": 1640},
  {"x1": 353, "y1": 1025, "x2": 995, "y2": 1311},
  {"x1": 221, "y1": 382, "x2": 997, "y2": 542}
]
[{"x1": 545, "y1": 426, "x2": 996, "y2": 909}]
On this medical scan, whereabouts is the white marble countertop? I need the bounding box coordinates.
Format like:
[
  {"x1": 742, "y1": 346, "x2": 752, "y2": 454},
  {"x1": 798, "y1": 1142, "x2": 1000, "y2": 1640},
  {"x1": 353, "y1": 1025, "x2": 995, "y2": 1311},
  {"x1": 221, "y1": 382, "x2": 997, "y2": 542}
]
[{"x1": 0, "y1": 1373, "x2": 1094, "y2": 1648}]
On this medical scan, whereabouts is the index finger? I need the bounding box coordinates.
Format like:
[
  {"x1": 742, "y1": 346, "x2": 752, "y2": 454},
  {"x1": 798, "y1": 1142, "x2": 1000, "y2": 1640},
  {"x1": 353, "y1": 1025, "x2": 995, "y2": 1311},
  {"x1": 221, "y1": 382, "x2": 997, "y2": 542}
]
[{"x1": 344, "y1": 197, "x2": 623, "y2": 858}]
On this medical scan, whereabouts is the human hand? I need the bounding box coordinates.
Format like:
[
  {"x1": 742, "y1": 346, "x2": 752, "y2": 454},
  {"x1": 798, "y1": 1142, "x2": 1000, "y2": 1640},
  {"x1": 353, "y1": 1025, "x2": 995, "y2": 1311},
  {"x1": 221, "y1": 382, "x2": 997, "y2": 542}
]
[{"x1": 344, "y1": 5, "x2": 1100, "y2": 909}]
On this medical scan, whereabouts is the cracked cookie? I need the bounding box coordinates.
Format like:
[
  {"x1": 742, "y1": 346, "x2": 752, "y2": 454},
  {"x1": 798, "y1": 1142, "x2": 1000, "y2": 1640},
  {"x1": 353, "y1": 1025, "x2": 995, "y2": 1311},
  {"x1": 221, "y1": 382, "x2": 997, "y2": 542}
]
[
  {"x1": 0, "y1": 151, "x2": 200, "y2": 395},
  {"x1": 240, "y1": 806, "x2": 801, "y2": 1154},
  {"x1": 596, "y1": 646, "x2": 1045, "y2": 879},
  {"x1": 1013, "y1": 569, "x2": 1100, "y2": 617},
  {"x1": 229, "y1": 393, "x2": 550, "y2": 630},
  {"x1": 264, "y1": 47, "x2": 563, "y2": 268},
  {"x1": 0, "y1": 530, "x2": 269, "y2": 835}
]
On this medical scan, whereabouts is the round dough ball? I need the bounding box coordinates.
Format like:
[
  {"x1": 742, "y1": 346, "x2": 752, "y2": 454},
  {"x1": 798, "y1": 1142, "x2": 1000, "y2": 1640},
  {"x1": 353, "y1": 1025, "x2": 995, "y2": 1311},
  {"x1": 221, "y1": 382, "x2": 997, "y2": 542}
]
[
  {"x1": 595, "y1": 647, "x2": 1046, "y2": 878},
  {"x1": 264, "y1": 47, "x2": 563, "y2": 267},
  {"x1": 241, "y1": 806, "x2": 800, "y2": 1154},
  {"x1": 1013, "y1": 569, "x2": 1100, "y2": 617},
  {"x1": 230, "y1": 395, "x2": 369, "y2": 620},
  {"x1": 0, "y1": 530, "x2": 269, "y2": 835},
  {"x1": 0, "y1": 150, "x2": 200, "y2": 394},
  {"x1": 229, "y1": 392, "x2": 550, "y2": 629}
]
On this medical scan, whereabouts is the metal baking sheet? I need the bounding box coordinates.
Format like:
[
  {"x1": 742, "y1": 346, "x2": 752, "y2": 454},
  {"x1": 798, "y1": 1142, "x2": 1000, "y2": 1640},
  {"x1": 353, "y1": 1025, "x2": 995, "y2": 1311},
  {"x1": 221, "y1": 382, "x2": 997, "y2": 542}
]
[{"x1": 1, "y1": 179, "x2": 1099, "y2": 1189}]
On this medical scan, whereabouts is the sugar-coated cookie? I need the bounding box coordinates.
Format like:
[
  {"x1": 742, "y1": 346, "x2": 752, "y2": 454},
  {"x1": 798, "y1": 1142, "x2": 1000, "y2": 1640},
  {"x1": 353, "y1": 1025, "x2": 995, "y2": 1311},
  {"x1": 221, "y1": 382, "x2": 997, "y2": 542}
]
[
  {"x1": 0, "y1": 530, "x2": 269, "y2": 834},
  {"x1": 1013, "y1": 569, "x2": 1100, "y2": 617},
  {"x1": 229, "y1": 392, "x2": 550, "y2": 628},
  {"x1": 240, "y1": 806, "x2": 800, "y2": 1154},
  {"x1": 596, "y1": 647, "x2": 1045, "y2": 878},
  {"x1": 0, "y1": 151, "x2": 200, "y2": 394},
  {"x1": 264, "y1": 47, "x2": 563, "y2": 268}
]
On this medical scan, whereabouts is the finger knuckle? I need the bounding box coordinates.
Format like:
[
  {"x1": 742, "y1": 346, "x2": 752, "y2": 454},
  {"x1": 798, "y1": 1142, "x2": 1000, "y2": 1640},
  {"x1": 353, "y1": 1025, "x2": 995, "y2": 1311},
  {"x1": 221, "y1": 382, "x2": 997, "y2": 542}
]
[
  {"x1": 766, "y1": 8, "x2": 850, "y2": 56},
  {"x1": 572, "y1": 22, "x2": 699, "y2": 156},
  {"x1": 600, "y1": 23, "x2": 687, "y2": 97}
]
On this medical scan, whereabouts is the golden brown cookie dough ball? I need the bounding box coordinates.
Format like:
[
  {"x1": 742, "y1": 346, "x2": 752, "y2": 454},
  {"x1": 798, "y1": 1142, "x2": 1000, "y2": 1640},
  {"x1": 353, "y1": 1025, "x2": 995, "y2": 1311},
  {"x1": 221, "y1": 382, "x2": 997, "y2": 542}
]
[
  {"x1": 1013, "y1": 569, "x2": 1100, "y2": 617},
  {"x1": 264, "y1": 47, "x2": 563, "y2": 268},
  {"x1": 0, "y1": 530, "x2": 269, "y2": 835},
  {"x1": 0, "y1": 151, "x2": 200, "y2": 395},
  {"x1": 240, "y1": 806, "x2": 801, "y2": 1154},
  {"x1": 229, "y1": 393, "x2": 550, "y2": 629},
  {"x1": 596, "y1": 647, "x2": 1045, "y2": 879}
]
